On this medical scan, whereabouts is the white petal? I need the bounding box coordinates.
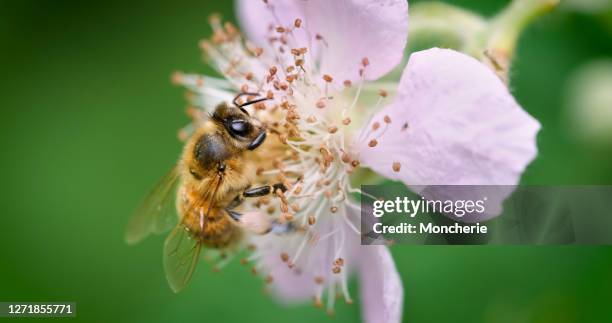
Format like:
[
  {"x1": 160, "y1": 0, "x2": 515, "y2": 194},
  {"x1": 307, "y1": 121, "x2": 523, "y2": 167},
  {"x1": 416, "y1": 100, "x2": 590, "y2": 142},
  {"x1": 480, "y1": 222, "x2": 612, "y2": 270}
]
[
  {"x1": 236, "y1": 0, "x2": 409, "y2": 83},
  {"x1": 356, "y1": 48, "x2": 540, "y2": 220},
  {"x1": 358, "y1": 246, "x2": 403, "y2": 323}
]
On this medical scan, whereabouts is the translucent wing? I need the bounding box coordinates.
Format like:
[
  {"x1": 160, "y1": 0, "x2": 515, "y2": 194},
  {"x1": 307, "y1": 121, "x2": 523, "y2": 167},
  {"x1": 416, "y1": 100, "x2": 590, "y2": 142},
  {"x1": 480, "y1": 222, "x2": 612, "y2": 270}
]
[
  {"x1": 163, "y1": 173, "x2": 225, "y2": 292},
  {"x1": 125, "y1": 166, "x2": 180, "y2": 244},
  {"x1": 163, "y1": 225, "x2": 202, "y2": 293}
]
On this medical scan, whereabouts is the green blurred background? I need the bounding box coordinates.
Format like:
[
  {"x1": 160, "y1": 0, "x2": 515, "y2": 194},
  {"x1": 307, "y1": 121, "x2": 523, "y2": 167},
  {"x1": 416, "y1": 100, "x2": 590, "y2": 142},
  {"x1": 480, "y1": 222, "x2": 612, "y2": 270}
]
[{"x1": 1, "y1": 0, "x2": 611, "y2": 322}]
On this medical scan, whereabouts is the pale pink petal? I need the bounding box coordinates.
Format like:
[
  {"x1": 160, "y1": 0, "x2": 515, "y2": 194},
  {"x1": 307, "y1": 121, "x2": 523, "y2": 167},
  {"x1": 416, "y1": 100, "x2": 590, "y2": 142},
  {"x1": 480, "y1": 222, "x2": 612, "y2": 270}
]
[
  {"x1": 236, "y1": 0, "x2": 409, "y2": 83},
  {"x1": 251, "y1": 206, "x2": 361, "y2": 303},
  {"x1": 356, "y1": 48, "x2": 540, "y2": 220},
  {"x1": 259, "y1": 239, "x2": 317, "y2": 301},
  {"x1": 236, "y1": 0, "x2": 304, "y2": 48},
  {"x1": 358, "y1": 245, "x2": 403, "y2": 323}
]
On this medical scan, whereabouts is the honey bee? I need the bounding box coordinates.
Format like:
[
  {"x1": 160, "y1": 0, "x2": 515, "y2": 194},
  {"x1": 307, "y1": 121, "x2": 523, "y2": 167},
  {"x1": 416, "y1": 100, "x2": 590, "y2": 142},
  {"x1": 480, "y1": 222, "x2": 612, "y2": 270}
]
[{"x1": 125, "y1": 93, "x2": 288, "y2": 292}]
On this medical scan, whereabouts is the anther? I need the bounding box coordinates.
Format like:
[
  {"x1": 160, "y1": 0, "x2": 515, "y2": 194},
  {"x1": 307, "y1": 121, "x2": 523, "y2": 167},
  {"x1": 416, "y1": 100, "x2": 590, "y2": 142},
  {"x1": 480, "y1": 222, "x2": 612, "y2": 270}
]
[
  {"x1": 328, "y1": 126, "x2": 338, "y2": 134},
  {"x1": 332, "y1": 266, "x2": 341, "y2": 274},
  {"x1": 294, "y1": 186, "x2": 302, "y2": 194},
  {"x1": 291, "y1": 203, "x2": 300, "y2": 212},
  {"x1": 314, "y1": 276, "x2": 324, "y2": 284},
  {"x1": 269, "y1": 66, "x2": 277, "y2": 76},
  {"x1": 294, "y1": 18, "x2": 302, "y2": 28},
  {"x1": 362, "y1": 57, "x2": 370, "y2": 67},
  {"x1": 307, "y1": 115, "x2": 317, "y2": 123},
  {"x1": 384, "y1": 115, "x2": 392, "y2": 124},
  {"x1": 342, "y1": 117, "x2": 351, "y2": 125},
  {"x1": 402, "y1": 122, "x2": 409, "y2": 131},
  {"x1": 341, "y1": 152, "x2": 351, "y2": 163},
  {"x1": 322, "y1": 74, "x2": 333, "y2": 83},
  {"x1": 224, "y1": 22, "x2": 238, "y2": 38},
  {"x1": 208, "y1": 13, "x2": 221, "y2": 25},
  {"x1": 368, "y1": 139, "x2": 378, "y2": 147},
  {"x1": 281, "y1": 252, "x2": 289, "y2": 262},
  {"x1": 330, "y1": 206, "x2": 338, "y2": 213},
  {"x1": 372, "y1": 122, "x2": 380, "y2": 131},
  {"x1": 171, "y1": 71, "x2": 183, "y2": 85},
  {"x1": 316, "y1": 100, "x2": 326, "y2": 109},
  {"x1": 253, "y1": 47, "x2": 264, "y2": 57},
  {"x1": 265, "y1": 275, "x2": 274, "y2": 284},
  {"x1": 379, "y1": 89, "x2": 388, "y2": 97},
  {"x1": 276, "y1": 26, "x2": 286, "y2": 33},
  {"x1": 392, "y1": 162, "x2": 401, "y2": 172},
  {"x1": 351, "y1": 160, "x2": 360, "y2": 168},
  {"x1": 335, "y1": 258, "x2": 344, "y2": 266},
  {"x1": 308, "y1": 215, "x2": 316, "y2": 225},
  {"x1": 343, "y1": 80, "x2": 352, "y2": 87}
]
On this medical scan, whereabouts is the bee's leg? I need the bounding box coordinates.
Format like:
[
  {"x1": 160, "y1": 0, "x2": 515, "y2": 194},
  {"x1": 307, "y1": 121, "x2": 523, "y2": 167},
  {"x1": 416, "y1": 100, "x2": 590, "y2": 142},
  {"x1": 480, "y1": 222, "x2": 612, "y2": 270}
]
[
  {"x1": 227, "y1": 194, "x2": 245, "y2": 210},
  {"x1": 243, "y1": 183, "x2": 287, "y2": 198},
  {"x1": 226, "y1": 209, "x2": 242, "y2": 222}
]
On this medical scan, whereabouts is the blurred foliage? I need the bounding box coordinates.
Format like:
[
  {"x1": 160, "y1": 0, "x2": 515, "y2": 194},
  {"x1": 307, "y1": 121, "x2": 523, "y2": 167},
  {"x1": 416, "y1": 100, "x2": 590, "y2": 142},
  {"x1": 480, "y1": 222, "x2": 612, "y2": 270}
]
[{"x1": 0, "y1": 0, "x2": 611, "y2": 322}]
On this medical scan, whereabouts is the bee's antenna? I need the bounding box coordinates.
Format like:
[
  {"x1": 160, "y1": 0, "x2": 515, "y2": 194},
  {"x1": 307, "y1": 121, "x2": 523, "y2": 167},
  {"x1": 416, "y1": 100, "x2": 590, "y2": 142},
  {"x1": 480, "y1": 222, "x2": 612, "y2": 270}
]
[{"x1": 233, "y1": 92, "x2": 269, "y2": 109}]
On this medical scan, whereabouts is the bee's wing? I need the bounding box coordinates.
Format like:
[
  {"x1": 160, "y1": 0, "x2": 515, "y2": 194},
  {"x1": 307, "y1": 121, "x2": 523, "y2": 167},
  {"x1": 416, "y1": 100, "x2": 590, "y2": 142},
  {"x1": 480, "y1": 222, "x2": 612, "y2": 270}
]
[
  {"x1": 125, "y1": 166, "x2": 181, "y2": 245},
  {"x1": 163, "y1": 225, "x2": 202, "y2": 293},
  {"x1": 163, "y1": 173, "x2": 225, "y2": 292}
]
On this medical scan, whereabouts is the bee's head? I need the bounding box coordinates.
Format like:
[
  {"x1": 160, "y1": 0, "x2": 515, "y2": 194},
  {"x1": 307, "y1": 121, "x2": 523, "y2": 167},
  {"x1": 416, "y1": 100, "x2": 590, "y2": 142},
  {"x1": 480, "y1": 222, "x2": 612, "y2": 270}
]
[{"x1": 212, "y1": 102, "x2": 267, "y2": 151}]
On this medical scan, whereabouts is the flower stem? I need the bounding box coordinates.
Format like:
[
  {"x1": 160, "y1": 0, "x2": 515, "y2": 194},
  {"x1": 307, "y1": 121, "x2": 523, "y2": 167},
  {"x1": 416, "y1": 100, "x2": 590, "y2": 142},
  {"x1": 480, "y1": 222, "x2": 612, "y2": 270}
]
[{"x1": 480, "y1": 0, "x2": 559, "y2": 81}]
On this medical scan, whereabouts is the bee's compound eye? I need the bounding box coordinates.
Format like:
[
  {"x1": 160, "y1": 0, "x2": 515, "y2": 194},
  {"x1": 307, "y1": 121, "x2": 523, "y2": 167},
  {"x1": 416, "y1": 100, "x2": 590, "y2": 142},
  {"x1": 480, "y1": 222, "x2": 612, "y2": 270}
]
[{"x1": 228, "y1": 119, "x2": 249, "y2": 137}]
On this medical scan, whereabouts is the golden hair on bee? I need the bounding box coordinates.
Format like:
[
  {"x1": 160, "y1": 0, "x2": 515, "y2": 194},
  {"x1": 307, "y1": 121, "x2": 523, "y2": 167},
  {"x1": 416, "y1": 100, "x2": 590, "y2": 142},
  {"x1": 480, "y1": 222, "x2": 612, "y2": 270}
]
[{"x1": 126, "y1": 92, "x2": 292, "y2": 293}]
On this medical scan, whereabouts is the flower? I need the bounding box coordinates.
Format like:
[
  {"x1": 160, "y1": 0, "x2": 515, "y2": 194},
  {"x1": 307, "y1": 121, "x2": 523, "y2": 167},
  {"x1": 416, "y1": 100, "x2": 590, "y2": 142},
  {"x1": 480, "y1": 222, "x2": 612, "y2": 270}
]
[{"x1": 172, "y1": 0, "x2": 540, "y2": 322}]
